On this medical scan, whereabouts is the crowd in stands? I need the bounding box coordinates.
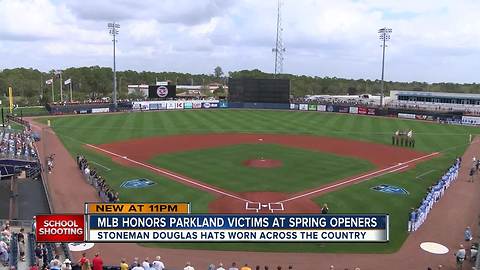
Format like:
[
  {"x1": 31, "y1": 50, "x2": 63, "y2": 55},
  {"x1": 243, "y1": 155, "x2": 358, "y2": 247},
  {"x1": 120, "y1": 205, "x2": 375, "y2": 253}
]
[
  {"x1": 76, "y1": 155, "x2": 119, "y2": 203},
  {"x1": 0, "y1": 221, "x2": 27, "y2": 267},
  {"x1": 408, "y1": 158, "x2": 461, "y2": 232},
  {"x1": 289, "y1": 96, "x2": 377, "y2": 107},
  {"x1": 0, "y1": 128, "x2": 38, "y2": 161}
]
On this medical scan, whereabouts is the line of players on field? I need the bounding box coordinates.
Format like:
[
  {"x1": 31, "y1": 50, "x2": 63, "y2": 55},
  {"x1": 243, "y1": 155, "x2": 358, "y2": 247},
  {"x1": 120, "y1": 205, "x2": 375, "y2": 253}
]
[{"x1": 408, "y1": 158, "x2": 460, "y2": 232}]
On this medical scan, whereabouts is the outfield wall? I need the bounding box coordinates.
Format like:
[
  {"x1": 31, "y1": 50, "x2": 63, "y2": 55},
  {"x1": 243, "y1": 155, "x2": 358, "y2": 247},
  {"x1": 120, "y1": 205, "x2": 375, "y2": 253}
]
[{"x1": 46, "y1": 100, "x2": 480, "y2": 126}]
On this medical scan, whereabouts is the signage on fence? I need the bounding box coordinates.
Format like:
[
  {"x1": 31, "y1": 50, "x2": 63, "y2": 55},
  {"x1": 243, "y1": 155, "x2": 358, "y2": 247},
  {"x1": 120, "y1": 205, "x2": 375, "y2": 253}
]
[
  {"x1": 349, "y1": 107, "x2": 358, "y2": 114},
  {"x1": 398, "y1": 113, "x2": 416, "y2": 119}
]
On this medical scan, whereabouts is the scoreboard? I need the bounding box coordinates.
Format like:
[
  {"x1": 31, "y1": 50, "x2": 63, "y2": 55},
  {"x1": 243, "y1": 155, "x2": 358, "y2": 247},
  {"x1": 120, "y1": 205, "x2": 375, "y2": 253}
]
[
  {"x1": 228, "y1": 78, "x2": 290, "y2": 103},
  {"x1": 36, "y1": 203, "x2": 389, "y2": 243}
]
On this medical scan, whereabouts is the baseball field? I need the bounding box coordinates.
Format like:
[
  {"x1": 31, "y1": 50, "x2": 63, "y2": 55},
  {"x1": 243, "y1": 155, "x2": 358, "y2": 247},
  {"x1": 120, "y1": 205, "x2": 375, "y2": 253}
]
[{"x1": 37, "y1": 109, "x2": 477, "y2": 253}]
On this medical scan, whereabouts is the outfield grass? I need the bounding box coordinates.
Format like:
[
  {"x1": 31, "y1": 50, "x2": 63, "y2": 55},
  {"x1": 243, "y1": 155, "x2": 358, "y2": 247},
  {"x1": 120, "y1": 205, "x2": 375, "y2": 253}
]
[
  {"x1": 150, "y1": 143, "x2": 374, "y2": 193},
  {"x1": 37, "y1": 110, "x2": 478, "y2": 253}
]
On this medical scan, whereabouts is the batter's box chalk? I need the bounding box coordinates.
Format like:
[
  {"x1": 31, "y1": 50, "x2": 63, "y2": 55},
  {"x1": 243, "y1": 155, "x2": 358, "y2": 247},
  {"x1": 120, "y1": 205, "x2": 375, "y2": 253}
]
[
  {"x1": 245, "y1": 201, "x2": 261, "y2": 212},
  {"x1": 268, "y1": 202, "x2": 285, "y2": 212}
]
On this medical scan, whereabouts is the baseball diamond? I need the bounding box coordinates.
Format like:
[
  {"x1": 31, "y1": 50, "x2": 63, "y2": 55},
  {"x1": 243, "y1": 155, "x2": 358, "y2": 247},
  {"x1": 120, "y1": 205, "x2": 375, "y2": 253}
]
[
  {"x1": 4, "y1": 3, "x2": 480, "y2": 269},
  {"x1": 30, "y1": 108, "x2": 478, "y2": 260}
]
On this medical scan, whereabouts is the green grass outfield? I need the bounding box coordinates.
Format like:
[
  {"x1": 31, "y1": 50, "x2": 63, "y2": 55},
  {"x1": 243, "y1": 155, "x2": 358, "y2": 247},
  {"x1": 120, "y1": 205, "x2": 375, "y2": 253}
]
[
  {"x1": 150, "y1": 143, "x2": 374, "y2": 193},
  {"x1": 37, "y1": 110, "x2": 478, "y2": 253}
]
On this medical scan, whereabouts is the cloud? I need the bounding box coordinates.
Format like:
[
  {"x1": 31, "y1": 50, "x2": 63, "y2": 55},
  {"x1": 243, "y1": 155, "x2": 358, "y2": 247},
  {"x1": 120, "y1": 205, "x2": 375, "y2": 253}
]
[{"x1": 1, "y1": 0, "x2": 480, "y2": 83}]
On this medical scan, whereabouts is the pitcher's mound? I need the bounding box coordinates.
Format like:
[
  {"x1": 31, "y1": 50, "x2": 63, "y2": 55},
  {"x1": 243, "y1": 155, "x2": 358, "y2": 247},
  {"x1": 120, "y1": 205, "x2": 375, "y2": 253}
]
[{"x1": 243, "y1": 159, "x2": 283, "y2": 168}]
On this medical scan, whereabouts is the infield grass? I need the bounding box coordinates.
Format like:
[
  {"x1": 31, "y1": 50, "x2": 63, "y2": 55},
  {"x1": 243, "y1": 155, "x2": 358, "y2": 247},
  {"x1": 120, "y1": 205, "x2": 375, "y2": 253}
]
[
  {"x1": 149, "y1": 143, "x2": 374, "y2": 193},
  {"x1": 36, "y1": 109, "x2": 479, "y2": 253}
]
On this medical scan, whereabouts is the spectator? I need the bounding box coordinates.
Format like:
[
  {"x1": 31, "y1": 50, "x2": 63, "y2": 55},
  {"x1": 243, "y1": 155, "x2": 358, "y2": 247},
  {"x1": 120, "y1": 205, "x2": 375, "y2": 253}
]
[
  {"x1": 130, "y1": 257, "x2": 139, "y2": 269},
  {"x1": 208, "y1": 264, "x2": 216, "y2": 270},
  {"x1": 78, "y1": 253, "x2": 90, "y2": 270},
  {"x1": 50, "y1": 255, "x2": 62, "y2": 269},
  {"x1": 464, "y1": 226, "x2": 472, "y2": 241},
  {"x1": 30, "y1": 263, "x2": 39, "y2": 270},
  {"x1": 120, "y1": 259, "x2": 128, "y2": 270},
  {"x1": 321, "y1": 203, "x2": 329, "y2": 214},
  {"x1": 217, "y1": 263, "x2": 225, "y2": 270},
  {"x1": 142, "y1": 258, "x2": 150, "y2": 270},
  {"x1": 51, "y1": 260, "x2": 61, "y2": 270},
  {"x1": 184, "y1": 262, "x2": 195, "y2": 270},
  {"x1": 240, "y1": 264, "x2": 252, "y2": 270},
  {"x1": 152, "y1": 256, "x2": 165, "y2": 270},
  {"x1": 0, "y1": 240, "x2": 8, "y2": 266},
  {"x1": 62, "y1": 259, "x2": 72, "y2": 270},
  {"x1": 92, "y1": 253, "x2": 103, "y2": 270},
  {"x1": 132, "y1": 263, "x2": 144, "y2": 270},
  {"x1": 229, "y1": 262, "x2": 239, "y2": 270},
  {"x1": 454, "y1": 244, "x2": 466, "y2": 269}
]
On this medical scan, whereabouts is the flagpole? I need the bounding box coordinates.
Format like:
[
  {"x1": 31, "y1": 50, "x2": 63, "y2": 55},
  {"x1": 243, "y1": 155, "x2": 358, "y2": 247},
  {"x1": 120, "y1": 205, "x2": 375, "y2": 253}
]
[
  {"x1": 51, "y1": 78, "x2": 54, "y2": 103},
  {"x1": 70, "y1": 81, "x2": 73, "y2": 102},
  {"x1": 60, "y1": 72, "x2": 63, "y2": 102}
]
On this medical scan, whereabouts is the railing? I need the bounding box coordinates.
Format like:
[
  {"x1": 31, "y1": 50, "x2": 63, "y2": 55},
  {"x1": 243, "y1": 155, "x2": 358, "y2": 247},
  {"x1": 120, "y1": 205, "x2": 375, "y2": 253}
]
[{"x1": 0, "y1": 219, "x2": 33, "y2": 231}]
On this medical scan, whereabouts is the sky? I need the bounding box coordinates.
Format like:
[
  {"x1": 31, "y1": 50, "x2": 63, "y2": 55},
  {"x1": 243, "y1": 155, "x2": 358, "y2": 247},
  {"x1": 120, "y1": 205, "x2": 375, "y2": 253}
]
[{"x1": 1, "y1": 0, "x2": 480, "y2": 83}]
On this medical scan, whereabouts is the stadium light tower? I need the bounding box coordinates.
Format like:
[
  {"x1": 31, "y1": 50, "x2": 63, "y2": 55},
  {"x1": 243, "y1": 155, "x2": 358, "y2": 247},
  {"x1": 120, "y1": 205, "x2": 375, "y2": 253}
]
[
  {"x1": 272, "y1": 0, "x2": 285, "y2": 78},
  {"x1": 378, "y1": 27, "x2": 392, "y2": 107},
  {"x1": 108, "y1": 22, "x2": 120, "y2": 110}
]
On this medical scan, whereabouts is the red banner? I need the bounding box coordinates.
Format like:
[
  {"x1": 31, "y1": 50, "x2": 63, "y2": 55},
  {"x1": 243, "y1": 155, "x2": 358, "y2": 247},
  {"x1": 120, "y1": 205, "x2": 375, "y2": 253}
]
[
  {"x1": 358, "y1": 107, "x2": 367, "y2": 114},
  {"x1": 36, "y1": 214, "x2": 85, "y2": 242}
]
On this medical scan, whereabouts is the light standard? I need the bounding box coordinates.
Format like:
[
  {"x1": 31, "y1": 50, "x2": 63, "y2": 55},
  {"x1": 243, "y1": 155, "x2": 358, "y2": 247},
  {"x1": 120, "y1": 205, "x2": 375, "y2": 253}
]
[
  {"x1": 108, "y1": 22, "x2": 120, "y2": 110},
  {"x1": 378, "y1": 27, "x2": 392, "y2": 107}
]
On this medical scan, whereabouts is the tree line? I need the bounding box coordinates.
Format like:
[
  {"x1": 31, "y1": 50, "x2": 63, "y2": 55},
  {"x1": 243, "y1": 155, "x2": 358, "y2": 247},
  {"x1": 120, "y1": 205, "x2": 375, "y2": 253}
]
[{"x1": 1, "y1": 66, "x2": 480, "y2": 106}]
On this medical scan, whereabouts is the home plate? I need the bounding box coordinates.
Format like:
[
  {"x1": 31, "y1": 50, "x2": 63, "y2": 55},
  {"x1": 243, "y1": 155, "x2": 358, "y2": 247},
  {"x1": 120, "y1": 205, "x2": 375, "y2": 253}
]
[
  {"x1": 420, "y1": 242, "x2": 449, "y2": 254},
  {"x1": 262, "y1": 204, "x2": 268, "y2": 207}
]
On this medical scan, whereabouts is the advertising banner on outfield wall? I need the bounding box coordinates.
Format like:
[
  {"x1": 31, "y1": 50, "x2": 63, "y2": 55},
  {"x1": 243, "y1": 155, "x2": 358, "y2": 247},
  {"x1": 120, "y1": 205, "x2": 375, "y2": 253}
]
[
  {"x1": 219, "y1": 101, "x2": 228, "y2": 108},
  {"x1": 398, "y1": 113, "x2": 416, "y2": 119},
  {"x1": 299, "y1": 104, "x2": 308, "y2": 111},
  {"x1": 308, "y1": 104, "x2": 317, "y2": 111},
  {"x1": 184, "y1": 103, "x2": 193, "y2": 109},
  {"x1": 91, "y1": 108, "x2": 110, "y2": 113},
  {"x1": 192, "y1": 102, "x2": 202, "y2": 109},
  {"x1": 149, "y1": 103, "x2": 159, "y2": 110},
  {"x1": 290, "y1": 103, "x2": 296, "y2": 110},
  {"x1": 166, "y1": 101, "x2": 175, "y2": 110},
  {"x1": 159, "y1": 102, "x2": 167, "y2": 110},
  {"x1": 338, "y1": 106, "x2": 349, "y2": 113},
  {"x1": 349, "y1": 107, "x2": 358, "y2": 114},
  {"x1": 358, "y1": 107, "x2": 367, "y2": 114},
  {"x1": 175, "y1": 102, "x2": 184, "y2": 110},
  {"x1": 367, "y1": 108, "x2": 376, "y2": 115},
  {"x1": 317, "y1": 105, "x2": 326, "y2": 112}
]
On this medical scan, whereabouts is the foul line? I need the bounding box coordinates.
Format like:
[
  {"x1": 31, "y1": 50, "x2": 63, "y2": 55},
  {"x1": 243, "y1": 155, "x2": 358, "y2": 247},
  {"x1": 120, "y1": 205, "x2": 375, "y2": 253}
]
[
  {"x1": 416, "y1": 169, "x2": 436, "y2": 179},
  {"x1": 90, "y1": 161, "x2": 111, "y2": 171},
  {"x1": 278, "y1": 152, "x2": 440, "y2": 203},
  {"x1": 85, "y1": 144, "x2": 250, "y2": 203}
]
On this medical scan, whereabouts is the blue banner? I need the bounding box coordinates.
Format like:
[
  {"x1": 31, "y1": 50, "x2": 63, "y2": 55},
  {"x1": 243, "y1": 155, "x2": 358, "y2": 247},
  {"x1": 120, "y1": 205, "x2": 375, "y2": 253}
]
[{"x1": 89, "y1": 214, "x2": 387, "y2": 230}]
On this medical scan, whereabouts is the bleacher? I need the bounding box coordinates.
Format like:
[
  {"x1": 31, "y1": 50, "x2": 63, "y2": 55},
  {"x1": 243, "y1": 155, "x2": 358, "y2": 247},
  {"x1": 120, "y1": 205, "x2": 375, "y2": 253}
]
[{"x1": 0, "y1": 128, "x2": 41, "y2": 180}]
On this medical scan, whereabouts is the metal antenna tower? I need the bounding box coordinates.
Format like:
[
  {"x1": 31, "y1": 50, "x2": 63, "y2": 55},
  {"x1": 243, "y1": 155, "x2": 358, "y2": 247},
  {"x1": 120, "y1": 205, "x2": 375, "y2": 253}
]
[
  {"x1": 272, "y1": 0, "x2": 285, "y2": 78},
  {"x1": 378, "y1": 27, "x2": 392, "y2": 107}
]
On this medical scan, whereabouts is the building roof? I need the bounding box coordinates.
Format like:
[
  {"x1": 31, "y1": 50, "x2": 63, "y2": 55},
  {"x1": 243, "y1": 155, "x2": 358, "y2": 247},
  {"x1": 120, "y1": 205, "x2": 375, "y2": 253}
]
[{"x1": 390, "y1": 90, "x2": 480, "y2": 99}]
